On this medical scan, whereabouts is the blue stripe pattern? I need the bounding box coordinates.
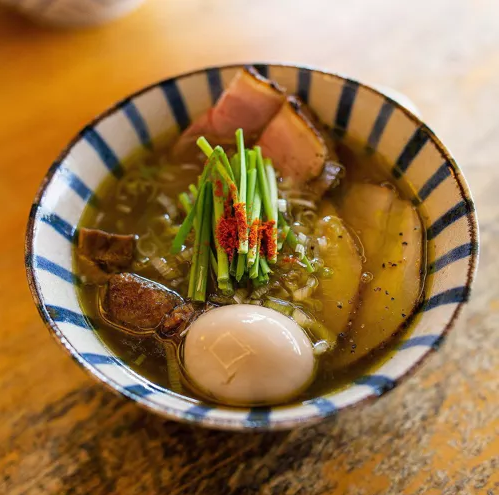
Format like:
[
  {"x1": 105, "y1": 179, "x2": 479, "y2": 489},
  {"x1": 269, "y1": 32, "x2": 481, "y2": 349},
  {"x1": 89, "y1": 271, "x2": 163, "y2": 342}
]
[
  {"x1": 40, "y1": 212, "x2": 76, "y2": 242},
  {"x1": 427, "y1": 200, "x2": 473, "y2": 240},
  {"x1": 297, "y1": 68, "x2": 311, "y2": 104},
  {"x1": 392, "y1": 127, "x2": 429, "y2": 179},
  {"x1": 309, "y1": 397, "x2": 337, "y2": 416},
  {"x1": 206, "y1": 67, "x2": 223, "y2": 104},
  {"x1": 333, "y1": 79, "x2": 359, "y2": 137},
  {"x1": 124, "y1": 384, "x2": 154, "y2": 397},
  {"x1": 59, "y1": 167, "x2": 97, "y2": 206},
  {"x1": 34, "y1": 255, "x2": 80, "y2": 285},
  {"x1": 246, "y1": 407, "x2": 271, "y2": 426},
  {"x1": 429, "y1": 242, "x2": 476, "y2": 273},
  {"x1": 415, "y1": 161, "x2": 451, "y2": 204},
  {"x1": 185, "y1": 404, "x2": 213, "y2": 419},
  {"x1": 46, "y1": 305, "x2": 93, "y2": 330},
  {"x1": 83, "y1": 128, "x2": 123, "y2": 178},
  {"x1": 80, "y1": 353, "x2": 115, "y2": 365},
  {"x1": 356, "y1": 375, "x2": 396, "y2": 395},
  {"x1": 400, "y1": 334, "x2": 443, "y2": 350},
  {"x1": 160, "y1": 80, "x2": 190, "y2": 131},
  {"x1": 122, "y1": 100, "x2": 152, "y2": 148},
  {"x1": 423, "y1": 286, "x2": 470, "y2": 312},
  {"x1": 367, "y1": 100, "x2": 394, "y2": 150},
  {"x1": 253, "y1": 64, "x2": 268, "y2": 78}
]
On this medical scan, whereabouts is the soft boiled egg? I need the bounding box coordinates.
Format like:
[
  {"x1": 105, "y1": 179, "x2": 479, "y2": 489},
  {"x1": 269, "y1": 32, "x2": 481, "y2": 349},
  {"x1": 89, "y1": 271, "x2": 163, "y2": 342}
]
[{"x1": 183, "y1": 304, "x2": 315, "y2": 406}]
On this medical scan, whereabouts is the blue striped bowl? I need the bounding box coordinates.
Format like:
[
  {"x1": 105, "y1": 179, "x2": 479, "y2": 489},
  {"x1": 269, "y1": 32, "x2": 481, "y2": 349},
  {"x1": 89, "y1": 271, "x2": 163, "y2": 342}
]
[{"x1": 25, "y1": 64, "x2": 479, "y2": 430}]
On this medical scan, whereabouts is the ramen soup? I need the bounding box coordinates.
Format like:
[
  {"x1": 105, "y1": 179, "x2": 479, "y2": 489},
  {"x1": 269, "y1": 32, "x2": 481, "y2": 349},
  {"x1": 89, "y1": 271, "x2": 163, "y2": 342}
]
[{"x1": 75, "y1": 67, "x2": 426, "y2": 406}]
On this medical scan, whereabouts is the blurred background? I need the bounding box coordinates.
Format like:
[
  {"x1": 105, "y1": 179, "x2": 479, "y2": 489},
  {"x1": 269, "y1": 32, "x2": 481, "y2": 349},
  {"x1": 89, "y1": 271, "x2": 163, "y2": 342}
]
[{"x1": 0, "y1": 1, "x2": 498, "y2": 494}]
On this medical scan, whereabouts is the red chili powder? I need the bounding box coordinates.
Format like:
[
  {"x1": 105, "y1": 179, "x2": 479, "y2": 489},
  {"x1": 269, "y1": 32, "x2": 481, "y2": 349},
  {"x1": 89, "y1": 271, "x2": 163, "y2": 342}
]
[
  {"x1": 259, "y1": 220, "x2": 276, "y2": 259},
  {"x1": 249, "y1": 219, "x2": 260, "y2": 250},
  {"x1": 234, "y1": 203, "x2": 248, "y2": 243},
  {"x1": 214, "y1": 179, "x2": 224, "y2": 197},
  {"x1": 282, "y1": 256, "x2": 299, "y2": 264},
  {"x1": 229, "y1": 183, "x2": 238, "y2": 202},
  {"x1": 216, "y1": 216, "x2": 238, "y2": 260}
]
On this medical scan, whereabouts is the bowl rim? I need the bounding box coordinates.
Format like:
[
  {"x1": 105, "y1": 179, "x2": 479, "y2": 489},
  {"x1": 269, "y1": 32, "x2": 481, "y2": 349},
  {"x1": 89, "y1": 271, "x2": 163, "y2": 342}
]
[{"x1": 25, "y1": 62, "x2": 479, "y2": 430}]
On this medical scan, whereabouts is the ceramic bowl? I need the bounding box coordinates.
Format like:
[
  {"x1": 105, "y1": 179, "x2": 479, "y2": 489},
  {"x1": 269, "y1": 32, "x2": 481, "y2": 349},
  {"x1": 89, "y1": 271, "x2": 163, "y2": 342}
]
[{"x1": 25, "y1": 64, "x2": 478, "y2": 430}]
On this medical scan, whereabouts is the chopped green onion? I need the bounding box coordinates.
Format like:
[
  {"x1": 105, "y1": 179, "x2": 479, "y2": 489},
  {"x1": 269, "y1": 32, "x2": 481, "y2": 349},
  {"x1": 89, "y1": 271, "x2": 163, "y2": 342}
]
[
  {"x1": 259, "y1": 257, "x2": 271, "y2": 275},
  {"x1": 171, "y1": 149, "x2": 219, "y2": 254},
  {"x1": 278, "y1": 198, "x2": 287, "y2": 212},
  {"x1": 231, "y1": 153, "x2": 240, "y2": 187},
  {"x1": 236, "y1": 129, "x2": 248, "y2": 254},
  {"x1": 196, "y1": 136, "x2": 214, "y2": 157},
  {"x1": 179, "y1": 192, "x2": 192, "y2": 213},
  {"x1": 249, "y1": 247, "x2": 260, "y2": 279},
  {"x1": 193, "y1": 182, "x2": 213, "y2": 302},
  {"x1": 212, "y1": 175, "x2": 230, "y2": 287},
  {"x1": 255, "y1": 147, "x2": 277, "y2": 263},
  {"x1": 247, "y1": 186, "x2": 262, "y2": 266},
  {"x1": 265, "y1": 158, "x2": 279, "y2": 230},
  {"x1": 220, "y1": 149, "x2": 236, "y2": 183},
  {"x1": 279, "y1": 212, "x2": 314, "y2": 273},
  {"x1": 236, "y1": 253, "x2": 246, "y2": 282},
  {"x1": 188, "y1": 184, "x2": 198, "y2": 198},
  {"x1": 246, "y1": 168, "x2": 258, "y2": 219}
]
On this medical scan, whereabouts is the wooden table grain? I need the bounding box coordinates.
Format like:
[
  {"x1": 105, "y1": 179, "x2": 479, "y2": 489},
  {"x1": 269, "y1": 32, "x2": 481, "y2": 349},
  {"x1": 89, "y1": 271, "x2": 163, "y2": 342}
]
[{"x1": 0, "y1": 1, "x2": 498, "y2": 493}]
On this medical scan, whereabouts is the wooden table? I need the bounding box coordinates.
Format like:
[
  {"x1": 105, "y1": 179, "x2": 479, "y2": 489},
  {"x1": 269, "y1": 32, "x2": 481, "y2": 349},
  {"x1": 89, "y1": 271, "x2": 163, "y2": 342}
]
[{"x1": 1, "y1": 0, "x2": 497, "y2": 493}]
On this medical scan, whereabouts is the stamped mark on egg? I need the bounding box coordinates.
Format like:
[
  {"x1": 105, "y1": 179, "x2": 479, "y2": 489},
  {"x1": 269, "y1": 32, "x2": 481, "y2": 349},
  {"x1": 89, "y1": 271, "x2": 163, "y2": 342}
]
[{"x1": 208, "y1": 332, "x2": 255, "y2": 380}]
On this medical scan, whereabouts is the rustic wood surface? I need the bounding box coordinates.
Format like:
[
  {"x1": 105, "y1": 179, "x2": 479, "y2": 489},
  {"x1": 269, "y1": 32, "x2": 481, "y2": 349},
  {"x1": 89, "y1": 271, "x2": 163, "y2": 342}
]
[{"x1": 0, "y1": 0, "x2": 497, "y2": 493}]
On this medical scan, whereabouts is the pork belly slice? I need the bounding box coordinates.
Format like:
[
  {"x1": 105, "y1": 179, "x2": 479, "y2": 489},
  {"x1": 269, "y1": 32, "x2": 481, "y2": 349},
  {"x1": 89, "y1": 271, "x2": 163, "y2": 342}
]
[
  {"x1": 257, "y1": 97, "x2": 332, "y2": 184},
  {"x1": 173, "y1": 67, "x2": 285, "y2": 159}
]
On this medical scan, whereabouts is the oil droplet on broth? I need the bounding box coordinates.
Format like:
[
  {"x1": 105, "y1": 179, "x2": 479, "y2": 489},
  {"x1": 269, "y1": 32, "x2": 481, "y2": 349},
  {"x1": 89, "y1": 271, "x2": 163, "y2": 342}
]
[{"x1": 361, "y1": 272, "x2": 373, "y2": 283}]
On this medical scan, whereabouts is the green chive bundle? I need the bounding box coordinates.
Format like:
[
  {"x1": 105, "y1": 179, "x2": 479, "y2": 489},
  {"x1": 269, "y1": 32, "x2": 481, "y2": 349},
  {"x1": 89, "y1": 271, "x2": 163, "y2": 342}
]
[{"x1": 171, "y1": 129, "x2": 313, "y2": 302}]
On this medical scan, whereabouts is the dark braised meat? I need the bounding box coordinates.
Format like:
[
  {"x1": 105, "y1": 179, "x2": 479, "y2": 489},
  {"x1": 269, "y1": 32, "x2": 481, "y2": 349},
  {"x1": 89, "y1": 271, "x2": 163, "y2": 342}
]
[
  {"x1": 308, "y1": 160, "x2": 344, "y2": 197},
  {"x1": 78, "y1": 228, "x2": 135, "y2": 272},
  {"x1": 105, "y1": 273, "x2": 183, "y2": 330},
  {"x1": 159, "y1": 303, "x2": 197, "y2": 337}
]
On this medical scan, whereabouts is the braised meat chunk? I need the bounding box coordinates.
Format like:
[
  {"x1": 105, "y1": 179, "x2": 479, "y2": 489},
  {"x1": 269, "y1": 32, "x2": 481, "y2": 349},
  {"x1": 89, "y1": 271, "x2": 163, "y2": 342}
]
[
  {"x1": 105, "y1": 273, "x2": 183, "y2": 330},
  {"x1": 78, "y1": 228, "x2": 135, "y2": 271},
  {"x1": 160, "y1": 303, "x2": 197, "y2": 336}
]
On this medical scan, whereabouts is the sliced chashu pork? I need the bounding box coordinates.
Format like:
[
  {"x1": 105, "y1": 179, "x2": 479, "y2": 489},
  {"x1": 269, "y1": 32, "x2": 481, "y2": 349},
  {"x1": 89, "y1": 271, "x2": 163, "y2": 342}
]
[
  {"x1": 257, "y1": 96, "x2": 341, "y2": 190},
  {"x1": 330, "y1": 183, "x2": 423, "y2": 369},
  {"x1": 314, "y1": 201, "x2": 362, "y2": 341},
  {"x1": 173, "y1": 67, "x2": 285, "y2": 160}
]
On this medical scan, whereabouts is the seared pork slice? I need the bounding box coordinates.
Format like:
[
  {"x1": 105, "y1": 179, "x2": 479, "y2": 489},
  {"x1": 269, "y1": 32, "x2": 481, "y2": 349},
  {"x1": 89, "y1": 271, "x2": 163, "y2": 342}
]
[
  {"x1": 104, "y1": 273, "x2": 183, "y2": 331},
  {"x1": 173, "y1": 67, "x2": 285, "y2": 160},
  {"x1": 257, "y1": 97, "x2": 331, "y2": 184},
  {"x1": 314, "y1": 201, "x2": 362, "y2": 341},
  {"x1": 330, "y1": 183, "x2": 423, "y2": 369},
  {"x1": 78, "y1": 228, "x2": 135, "y2": 272}
]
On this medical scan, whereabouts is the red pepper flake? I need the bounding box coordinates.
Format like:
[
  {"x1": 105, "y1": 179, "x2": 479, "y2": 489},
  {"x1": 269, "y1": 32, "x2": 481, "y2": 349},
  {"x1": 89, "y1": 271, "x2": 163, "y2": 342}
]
[
  {"x1": 259, "y1": 220, "x2": 276, "y2": 259},
  {"x1": 249, "y1": 219, "x2": 260, "y2": 249},
  {"x1": 223, "y1": 197, "x2": 232, "y2": 218},
  {"x1": 229, "y1": 183, "x2": 238, "y2": 202},
  {"x1": 214, "y1": 179, "x2": 224, "y2": 197},
  {"x1": 282, "y1": 256, "x2": 299, "y2": 264},
  {"x1": 216, "y1": 216, "x2": 238, "y2": 261},
  {"x1": 234, "y1": 202, "x2": 248, "y2": 243}
]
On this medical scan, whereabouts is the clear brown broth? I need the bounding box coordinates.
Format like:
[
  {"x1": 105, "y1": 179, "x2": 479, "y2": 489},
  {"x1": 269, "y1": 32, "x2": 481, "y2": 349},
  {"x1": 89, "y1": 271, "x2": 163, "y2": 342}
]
[{"x1": 74, "y1": 135, "x2": 427, "y2": 405}]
